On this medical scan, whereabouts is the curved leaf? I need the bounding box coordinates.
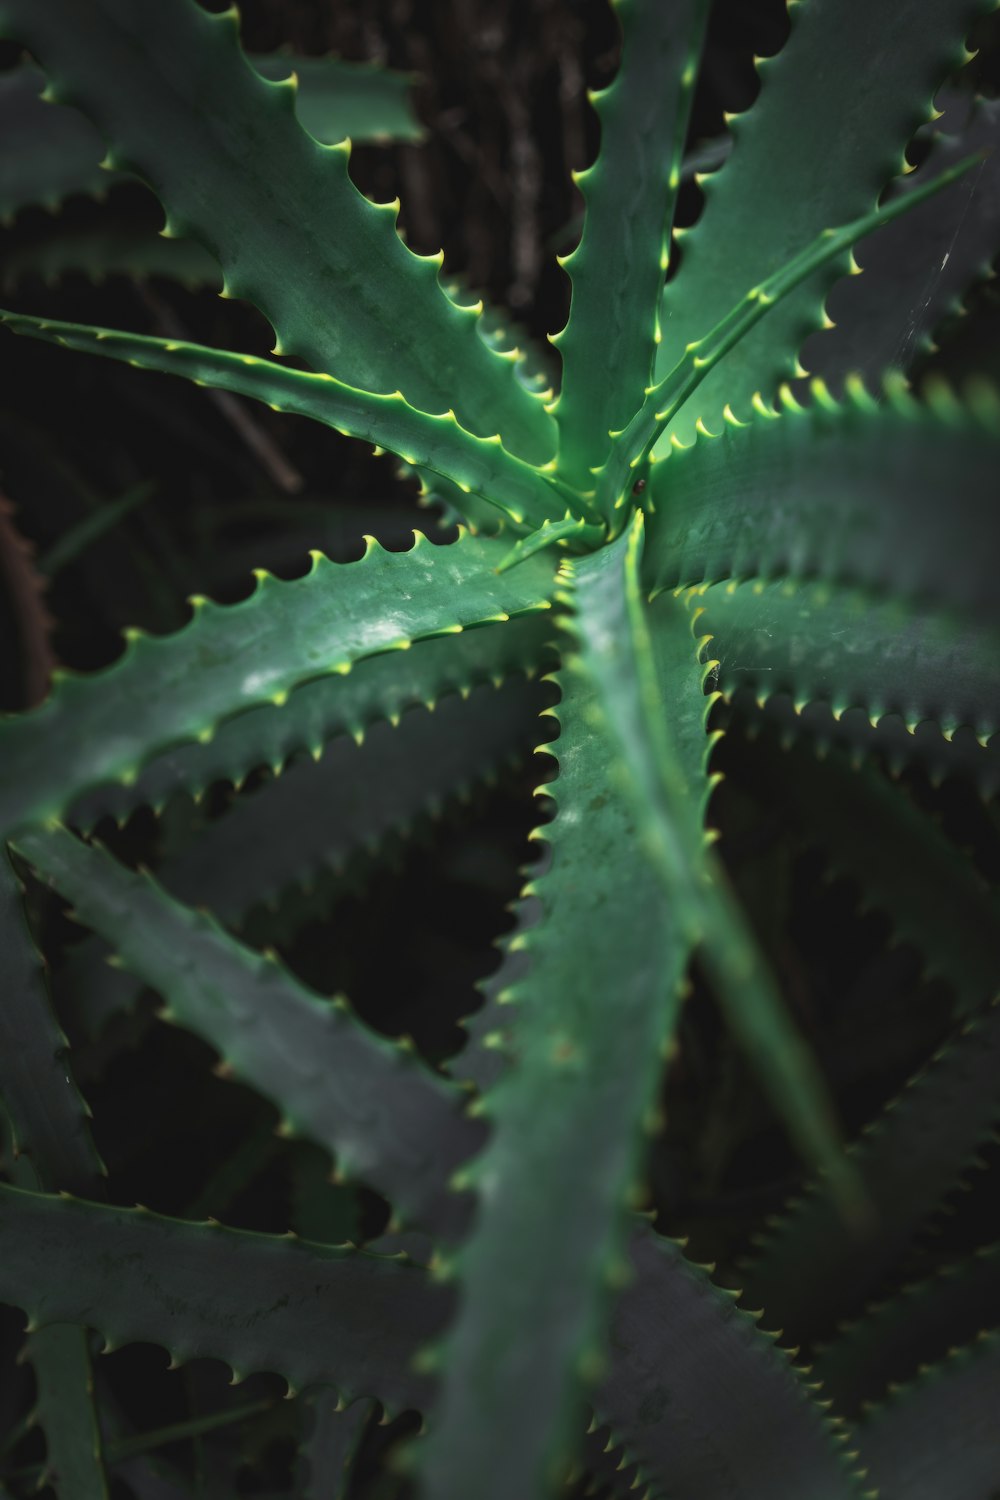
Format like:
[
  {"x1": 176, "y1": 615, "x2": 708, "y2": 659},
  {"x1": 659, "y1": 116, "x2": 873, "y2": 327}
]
[
  {"x1": 63, "y1": 680, "x2": 547, "y2": 1036},
  {"x1": 740, "y1": 996, "x2": 1000, "y2": 1344},
  {"x1": 797, "y1": 90, "x2": 1000, "y2": 395},
  {"x1": 0, "y1": 53, "x2": 421, "y2": 224},
  {"x1": 575, "y1": 523, "x2": 853, "y2": 1204},
  {"x1": 551, "y1": 0, "x2": 709, "y2": 495},
  {"x1": 0, "y1": 0, "x2": 555, "y2": 463},
  {"x1": 854, "y1": 1332, "x2": 1000, "y2": 1500},
  {"x1": 593, "y1": 1225, "x2": 865, "y2": 1500},
  {"x1": 814, "y1": 1242, "x2": 1000, "y2": 1415},
  {"x1": 301, "y1": 1394, "x2": 372, "y2": 1500},
  {"x1": 0, "y1": 848, "x2": 103, "y2": 1196},
  {"x1": 0, "y1": 1181, "x2": 446, "y2": 1412},
  {"x1": 0, "y1": 532, "x2": 555, "y2": 838},
  {"x1": 0, "y1": 311, "x2": 571, "y2": 532},
  {"x1": 596, "y1": 157, "x2": 985, "y2": 513},
  {"x1": 27, "y1": 1324, "x2": 108, "y2": 1500},
  {"x1": 643, "y1": 393, "x2": 1000, "y2": 621},
  {"x1": 1, "y1": 227, "x2": 221, "y2": 294},
  {"x1": 66, "y1": 612, "x2": 552, "y2": 832},
  {"x1": 16, "y1": 826, "x2": 481, "y2": 1240},
  {"x1": 687, "y1": 575, "x2": 999, "y2": 745},
  {"x1": 652, "y1": 0, "x2": 992, "y2": 442},
  {"x1": 759, "y1": 740, "x2": 1000, "y2": 1019},
  {"x1": 420, "y1": 660, "x2": 686, "y2": 1500}
]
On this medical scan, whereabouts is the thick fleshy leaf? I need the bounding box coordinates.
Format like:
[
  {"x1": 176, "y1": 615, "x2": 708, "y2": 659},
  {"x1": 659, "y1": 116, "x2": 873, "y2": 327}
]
[
  {"x1": 814, "y1": 1242, "x2": 1000, "y2": 1415},
  {"x1": 595, "y1": 157, "x2": 985, "y2": 514},
  {"x1": 67, "y1": 613, "x2": 552, "y2": 831},
  {"x1": 0, "y1": 848, "x2": 103, "y2": 1195},
  {"x1": 551, "y1": 0, "x2": 709, "y2": 495},
  {"x1": 652, "y1": 0, "x2": 991, "y2": 442},
  {"x1": 0, "y1": 0, "x2": 555, "y2": 462},
  {"x1": 1, "y1": 226, "x2": 222, "y2": 293},
  {"x1": 142, "y1": 681, "x2": 543, "y2": 926},
  {"x1": 592, "y1": 1226, "x2": 865, "y2": 1500},
  {"x1": 797, "y1": 90, "x2": 1000, "y2": 395},
  {"x1": 28, "y1": 1325, "x2": 108, "y2": 1499},
  {"x1": 419, "y1": 662, "x2": 685, "y2": 1500},
  {"x1": 740, "y1": 996, "x2": 1000, "y2": 1344},
  {"x1": 0, "y1": 849, "x2": 107, "y2": 1494},
  {"x1": 16, "y1": 826, "x2": 482, "y2": 1240},
  {"x1": 572, "y1": 522, "x2": 853, "y2": 1204},
  {"x1": 687, "y1": 575, "x2": 999, "y2": 745},
  {"x1": 0, "y1": 312, "x2": 571, "y2": 532},
  {"x1": 0, "y1": 61, "x2": 107, "y2": 219},
  {"x1": 63, "y1": 680, "x2": 546, "y2": 1037},
  {"x1": 248, "y1": 53, "x2": 422, "y2": 147},
  {"x1": 0, "y1": 1181, "x2": 446, "y2": 1412},
  {"x1": 741, "y1": 696, "x2": 1000, "y2": 801},
  {"x1": 0, "y1": 53, "x2": 420, "y2": 223},
  {"x1": 759, "y1": 740, "x2": 1000, "y2": 1018},
  {"x1": 301, "y1": 1394, "x2": 372, "y2": 1500},
  {"x1": 854, "y1": 1333, "x2": 1000, "y2": 1500},
  {"x1": 0, "y1": 532, "x2": 555, "y2": 838},
  {"x1": 643, "y1": 393, "x2": 1000, "y2": 621}
]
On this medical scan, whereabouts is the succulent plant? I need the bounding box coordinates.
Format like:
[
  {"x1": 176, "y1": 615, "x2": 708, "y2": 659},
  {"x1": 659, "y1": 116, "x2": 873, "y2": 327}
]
[{"x1": 0, "y1": 0, "x2": 998, "y2": 1496}]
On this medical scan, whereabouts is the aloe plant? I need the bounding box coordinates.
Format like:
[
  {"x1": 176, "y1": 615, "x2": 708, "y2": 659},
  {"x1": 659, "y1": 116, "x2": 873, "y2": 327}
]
[{"x1": 0, "y1": 1, "x2": 998, "y2": 1497}]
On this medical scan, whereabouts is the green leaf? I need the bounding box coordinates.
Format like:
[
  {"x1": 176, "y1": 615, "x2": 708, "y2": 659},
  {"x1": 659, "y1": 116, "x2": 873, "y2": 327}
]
[
  {"x1": 143, "y1": 681, "x2": 544, "y2": 928},
  {"x1": 0, "y1": 62, "x2": 107, "y2": 220},
  {"x1": 592, "y1": 1225, "x2": 865, "y2": 1500},
  {"x1": 0, "y1": 1181, "x2": 446, "y2": 1412},
  {"x1": 0, "y1": 848, "x2": 104, "y2": 1195},
  {"x1": 854, "y1": 1332, "x2": 1000, "y2": 1500},
  {"x1": 495, "y1": 515, "x2": 606, "y2": 575},
  {"x1": 1, "y1": 229, "x2": 223, "y2": 295},
  {"x1": 0, "y1": 0, "x2": 555, "y2": 463},
  {"x1": 813, "y1": 1242, "x2": 1000, "y2": 1415},
  {"x1": 742, "y1": 696, "x2": 1000, "y2": 803},
  {"x1": 596, "y1": 155, "x2": 983, "y2": 511},
  {"x1": 740, "y1": 996, "x2": 1000, "y2": 1345},
  {"x1": 651, "y1": 0, "x2": 992, "y2": 443},
  {"x1": 27, "y1": 1325, "x2": 108, "y2": 1500},
  {"x1": 756, "y1": 739, "x2": 1000, "y2": 1019},
  {"x1": 551, "y1": 0, "x2": 709, "y2": 496},
  {"x1": 798, "y1": 91, "x2": 1000, "y2": 396},
  {"x1": 248, "y1": 53, "x2": 422, "y2": 147},
  {"x1": 687, "y1": 576, "x2": 999, "y2": 745},
  {"x1": 0, "y1": 848, "x2": 106, "y2": 1496},
  {"x1": 16, "y1": 825, "x2": 481, "y2": 1240},
  {"x1": 642, "y1": 392, "x2": 1000, "y2": 621},
  {"x1": 0, "y1": 311, "x2": 571, "y2": 532},
  {"x1": 570, "y1": 521, "x2": 854, "y2": 1206},
  {"x1": 301, "y1": 1395, "x2": 372, "y2": 1500},
  {"x1": 66, "y1": 612, "x2": 552, "y2": 832},
  {"x1": 63, "y1": 680, "x2": 547, "y2": 1036},
  {"x1": 419, "y1": 662, "x2": 687, "y2": 1500},
  {"x1": 0, "y1": 53, "x2": 421, "y2": 224},
  {"x1": 0, "y1": 531, "x2": 555, "y2": 838}
]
